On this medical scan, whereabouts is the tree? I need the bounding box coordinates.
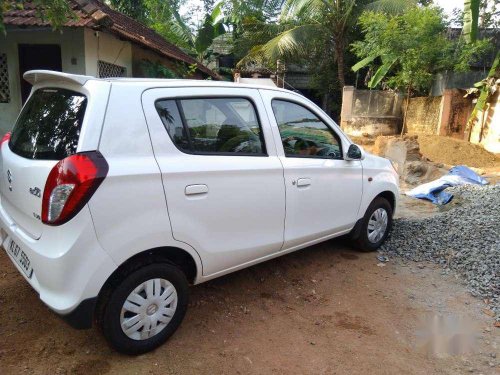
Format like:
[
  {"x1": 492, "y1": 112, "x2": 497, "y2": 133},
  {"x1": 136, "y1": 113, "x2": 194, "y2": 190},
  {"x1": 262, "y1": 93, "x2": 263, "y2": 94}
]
[
  {"x1": 351, "y1": 6, "x2": 490, "y2": 133},
  {"x1": 237, "y1": 0, "x2": 419, "y2": 90},
  {"x1": 351, "y1": 7, "x2": 490, "y2": 93},
  {"x1": 109, "y1": 0, "x2": 228, "y2": 61},
  {"x1": 239, "y1": 0, "x2": 358, "y2": 88},
  {"x1": 1, "y1": 0, "x2": 73, "y2": 33}
]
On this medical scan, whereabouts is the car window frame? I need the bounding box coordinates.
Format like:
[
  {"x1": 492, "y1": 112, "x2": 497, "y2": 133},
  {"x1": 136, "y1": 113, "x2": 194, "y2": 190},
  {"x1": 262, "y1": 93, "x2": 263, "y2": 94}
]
[
  {"x1": 154, "y1": 96, "x2": 268, "y2": 157},
  {"x1": 271, "y1": 98, "x2": 343, "y2": 160}
]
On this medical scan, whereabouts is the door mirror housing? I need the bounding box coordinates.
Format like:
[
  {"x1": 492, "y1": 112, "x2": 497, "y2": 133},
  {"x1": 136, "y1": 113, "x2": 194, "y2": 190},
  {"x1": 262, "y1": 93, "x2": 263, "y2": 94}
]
[{"x1": 345, "y1": 144, "x2": 365, "y2": 161}]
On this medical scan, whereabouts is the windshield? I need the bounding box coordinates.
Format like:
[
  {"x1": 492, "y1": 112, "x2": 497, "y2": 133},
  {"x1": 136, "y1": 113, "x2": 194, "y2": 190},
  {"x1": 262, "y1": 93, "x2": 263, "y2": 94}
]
[{"x1": 9, "y1": 88, "x2": 87, "y2": 160}]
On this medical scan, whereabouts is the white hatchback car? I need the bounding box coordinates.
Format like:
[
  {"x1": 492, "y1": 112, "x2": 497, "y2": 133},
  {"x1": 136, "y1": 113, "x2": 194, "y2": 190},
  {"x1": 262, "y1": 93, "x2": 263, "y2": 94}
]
[{"x1": 1, "y1": 70, "x2": 398, "y2": 354}]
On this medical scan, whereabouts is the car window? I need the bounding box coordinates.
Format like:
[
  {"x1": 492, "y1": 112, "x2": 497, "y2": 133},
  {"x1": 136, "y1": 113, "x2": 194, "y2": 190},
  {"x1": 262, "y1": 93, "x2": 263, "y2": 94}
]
[
  {"x1": 9, "y1": 88, "x2": 87, "y2": 160},
  {"x1": 155, "y1": 98, "x2": 265, "y2": 155},
  {"x1": 155, "y1": 100, "x2": 190, "y2": 152},
  {"x1": 271, "y1": 100, "x2": 342, "y2": 159}
]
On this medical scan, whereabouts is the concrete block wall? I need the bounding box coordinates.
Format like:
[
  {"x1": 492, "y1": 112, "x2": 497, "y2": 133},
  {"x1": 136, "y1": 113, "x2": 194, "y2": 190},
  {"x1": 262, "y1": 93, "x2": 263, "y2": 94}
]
[{"x1": 405, "y1": 96, "x2": 441, "y2": 134}]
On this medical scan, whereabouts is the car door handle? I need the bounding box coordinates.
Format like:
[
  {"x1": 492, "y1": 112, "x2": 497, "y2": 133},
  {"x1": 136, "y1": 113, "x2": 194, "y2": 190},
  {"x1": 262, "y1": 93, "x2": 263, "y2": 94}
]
[
  {"x1": 296, "y1": 178, "x2": 311, "y2": 187},
  {"x1": 185, "y1": 184, "x2": 209, "y2": 195}
]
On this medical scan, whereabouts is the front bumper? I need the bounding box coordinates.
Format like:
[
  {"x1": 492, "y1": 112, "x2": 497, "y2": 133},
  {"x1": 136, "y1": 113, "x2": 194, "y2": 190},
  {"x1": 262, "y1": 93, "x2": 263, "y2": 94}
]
[{"x1": 0, "y1": 202, "x2": 116, "y2": 327}]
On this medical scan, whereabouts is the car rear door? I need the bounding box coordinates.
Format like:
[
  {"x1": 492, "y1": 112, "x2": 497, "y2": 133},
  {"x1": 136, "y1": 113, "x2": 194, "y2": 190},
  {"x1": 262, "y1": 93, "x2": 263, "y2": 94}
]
[
  {"x1": 142, "y1": 87, "x2": 285, "y2": 277},
  {"x1": 259, "y1": 89, "x2": 363, "y2": 249},
  {"x1": 0, "y1": 87, "x2": 89, "y2": 239}
]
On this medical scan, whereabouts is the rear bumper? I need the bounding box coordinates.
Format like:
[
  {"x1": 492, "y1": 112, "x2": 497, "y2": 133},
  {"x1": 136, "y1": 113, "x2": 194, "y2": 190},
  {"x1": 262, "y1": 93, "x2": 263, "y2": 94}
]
[
  {"x1": 57, "y1": 297, "x2": 98, "y2": 329},
  {"x1": 0, "y1": 202, "x2": 116, "y2": 326}
]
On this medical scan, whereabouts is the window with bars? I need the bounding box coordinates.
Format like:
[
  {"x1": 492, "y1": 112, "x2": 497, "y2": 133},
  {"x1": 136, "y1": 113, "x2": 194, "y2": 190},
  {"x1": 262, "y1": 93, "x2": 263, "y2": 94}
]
[
  {"x1": 0, "y1": 53, "x2": 10, "y2": 103},
  {"x1": 98, "y1": 60, "x2": 126, "y2": 78}
]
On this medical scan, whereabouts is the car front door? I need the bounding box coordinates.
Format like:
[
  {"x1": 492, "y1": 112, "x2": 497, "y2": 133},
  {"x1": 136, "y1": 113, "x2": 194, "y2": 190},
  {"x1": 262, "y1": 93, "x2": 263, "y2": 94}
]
[
  {"x1": 142, "y1": 87, "x2": 285, "y2": 276},
  {"x1": 260, "y1": 90, "x2": 363, "y2": 250}
]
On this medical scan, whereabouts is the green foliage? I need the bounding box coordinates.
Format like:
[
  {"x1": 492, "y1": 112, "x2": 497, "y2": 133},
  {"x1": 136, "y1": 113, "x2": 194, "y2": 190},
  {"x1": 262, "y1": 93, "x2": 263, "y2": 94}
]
[
  {"x1": 139, "y1": 59, "x2": 203, "y2": 79},
  {"x1": 351, "y1": 7, "x2": 491, "y2": 95},
  {"x1": 467, "y1": 51, "x2": 500, "y2": 130},
  {"x1": 479, "y1": 0, "x2": 500, "y2": 30},
  {"x1": 108, "y1": 0, "x2": 227, "y2": 61},
  {"x1": 140, "y1": 60, "x2": 182, "y2": 78},
  {"x1": 1, "y1": 0, "x2": 73, "y2": 33},
  {"x1": 237, "y1": 0, "x2": 360, "y2": 87},
  {"x1": 365, "y1": 0, "x2": 418, "y2": 15},
  {"x1": 454, "y1": 38, "x2": 492, "y2": 72},
  {"x1": 463, "y1": 0, "x2": 480, "y2": 43}
]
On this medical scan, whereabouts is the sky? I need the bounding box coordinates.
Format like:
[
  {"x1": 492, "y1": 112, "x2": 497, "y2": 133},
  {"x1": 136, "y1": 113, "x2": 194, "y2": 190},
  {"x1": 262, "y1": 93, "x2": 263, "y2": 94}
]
[
  {"x1": 180, "y1": 0, "x2": 465, "y2": 18},
  {"x1": 435, "y1": 0, "x2": 463, "y2": 16},
  {"x1": 179, "y1": 0, "x2": 465, "y2": 27}
]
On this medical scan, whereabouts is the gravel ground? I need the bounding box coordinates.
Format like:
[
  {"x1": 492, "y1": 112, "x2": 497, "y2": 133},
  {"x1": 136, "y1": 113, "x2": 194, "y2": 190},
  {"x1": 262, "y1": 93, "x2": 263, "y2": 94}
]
[{"x1": 381, "y1": 184, "x2": 500, "y2": 320}]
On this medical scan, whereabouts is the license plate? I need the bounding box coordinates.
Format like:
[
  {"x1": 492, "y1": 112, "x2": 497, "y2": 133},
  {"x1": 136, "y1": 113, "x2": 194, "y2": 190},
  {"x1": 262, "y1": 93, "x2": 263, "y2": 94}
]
[{"x1": 6, "y1": 238, "x2": 33, "y2": 278}]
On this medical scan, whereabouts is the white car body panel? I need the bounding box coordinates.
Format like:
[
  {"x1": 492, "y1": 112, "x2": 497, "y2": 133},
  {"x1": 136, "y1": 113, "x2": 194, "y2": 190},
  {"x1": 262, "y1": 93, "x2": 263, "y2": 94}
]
[
  {"x1": 88, "y1": 83, "x2": 204, "y2": 276},
  {"x1": 0, "y1": 204, "x2": 116, "y2": 314},
  {"x1": 141, "y1": 87, "x2": 286, "y2": 276},
  {"x1": 358, "y1": 153, "x2": 400, "y2": 217},
  {"x1": 259, "y1": 89, "x2": 363, "y2": 248},
  {"x1": 0, "y1": 70, "x2": 399, "y2": 322}
]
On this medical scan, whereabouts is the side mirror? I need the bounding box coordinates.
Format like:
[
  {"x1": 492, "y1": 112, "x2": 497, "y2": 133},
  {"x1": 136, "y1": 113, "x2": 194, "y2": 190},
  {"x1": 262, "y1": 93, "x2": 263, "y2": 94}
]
[{"x1": 345, "y1": 144, "x2": 365, "y2": 161}]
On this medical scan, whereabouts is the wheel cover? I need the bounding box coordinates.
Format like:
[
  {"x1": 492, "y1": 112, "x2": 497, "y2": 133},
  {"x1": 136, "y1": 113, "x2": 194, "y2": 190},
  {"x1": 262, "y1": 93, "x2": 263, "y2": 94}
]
[
  {"x1": 120, "y1": 278, "x2": 178, "y2": 341},
  {"x1": 367, "y1": 208, "x2": 388, "y2": 244}
]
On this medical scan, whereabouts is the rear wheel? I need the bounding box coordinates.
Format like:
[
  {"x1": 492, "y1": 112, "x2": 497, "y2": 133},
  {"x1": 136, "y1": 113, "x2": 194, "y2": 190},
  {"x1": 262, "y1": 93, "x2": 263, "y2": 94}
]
[
  {"x1": 353, "y1": 197, "x2": 393, "y2": 252},
  {"x1": 101, "y1": 263, "x2": 188, "y2": 355}
]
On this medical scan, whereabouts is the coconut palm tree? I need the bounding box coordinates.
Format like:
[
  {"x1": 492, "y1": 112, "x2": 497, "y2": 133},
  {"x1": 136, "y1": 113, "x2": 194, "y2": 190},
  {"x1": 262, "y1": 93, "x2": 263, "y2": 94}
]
[{"x1": 238, "y1": 0, "x2": 419, "y2": 88}]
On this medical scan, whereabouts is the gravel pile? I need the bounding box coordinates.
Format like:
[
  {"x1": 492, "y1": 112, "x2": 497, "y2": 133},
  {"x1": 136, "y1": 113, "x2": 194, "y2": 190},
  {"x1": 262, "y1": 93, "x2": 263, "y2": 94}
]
[{"x1": 380, "y1": 184, "x2": 500, "y2": 320}]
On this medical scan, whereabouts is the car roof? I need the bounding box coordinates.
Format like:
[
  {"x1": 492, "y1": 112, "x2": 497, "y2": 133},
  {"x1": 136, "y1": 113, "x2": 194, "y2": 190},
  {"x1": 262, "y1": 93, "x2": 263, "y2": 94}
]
[{"x1": 23, "y1": 70, "x2": 296, "y2": 95}]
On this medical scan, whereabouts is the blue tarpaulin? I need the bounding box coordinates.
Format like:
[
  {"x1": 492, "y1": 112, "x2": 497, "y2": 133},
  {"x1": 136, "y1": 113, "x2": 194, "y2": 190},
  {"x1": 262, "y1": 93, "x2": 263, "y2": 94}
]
[{"x1": 406, "y1": 165, "x2": 488, "y2": 205}]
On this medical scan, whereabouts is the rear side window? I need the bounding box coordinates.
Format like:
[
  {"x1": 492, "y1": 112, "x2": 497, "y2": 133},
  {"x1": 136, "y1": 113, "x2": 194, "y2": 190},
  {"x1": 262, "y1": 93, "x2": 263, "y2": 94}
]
[
  {"x1": 155, "y1": 100, "x2": 190, "y2": 152},
  {"x1": 9, "y1": 88, "x2": 87, "y2": 160},
  {"x1": 155, "y1": 97, "x2": 265, "y2": 155}
]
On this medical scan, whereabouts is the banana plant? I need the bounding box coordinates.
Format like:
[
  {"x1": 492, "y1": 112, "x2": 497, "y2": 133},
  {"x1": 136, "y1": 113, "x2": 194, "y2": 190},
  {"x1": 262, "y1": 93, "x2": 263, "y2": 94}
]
[
  {"x1": 464, "y1": 0, "x2": 495, "y2": 133},
  {"x1": 463, "y1": 0, "x2": 480, "y2": 43},
  {"x1": 466, "y1": 51, "x2": 499, "y2": 133},
  {"x1": 169, "y1": 1, "x2": 227, "y2": 61}
]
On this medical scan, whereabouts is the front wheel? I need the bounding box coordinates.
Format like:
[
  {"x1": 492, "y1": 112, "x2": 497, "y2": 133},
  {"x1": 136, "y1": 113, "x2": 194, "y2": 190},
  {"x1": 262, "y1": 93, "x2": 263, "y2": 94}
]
[
  {"x1": 100, "y1": 263, "x2": 189, "y2": 355},
  {"x1": 353, "y1": 197, "x2": 393, "y2": 252}
]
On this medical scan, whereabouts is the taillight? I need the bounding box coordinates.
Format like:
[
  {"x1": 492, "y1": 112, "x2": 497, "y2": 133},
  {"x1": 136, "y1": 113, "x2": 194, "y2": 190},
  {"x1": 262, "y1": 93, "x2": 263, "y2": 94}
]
[
  {"x1": 42, "y1": 151, "x2": 109, "y2": 226},
  {"x1": 1, "y1": 132, "x2": 11, "y2": 147}
]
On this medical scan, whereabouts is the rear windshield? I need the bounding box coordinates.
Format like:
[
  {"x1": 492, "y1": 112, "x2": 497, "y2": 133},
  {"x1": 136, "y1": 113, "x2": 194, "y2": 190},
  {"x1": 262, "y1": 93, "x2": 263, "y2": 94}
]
[{"x1": 9, "y1": 88, "x2": 87, "y2": 160}]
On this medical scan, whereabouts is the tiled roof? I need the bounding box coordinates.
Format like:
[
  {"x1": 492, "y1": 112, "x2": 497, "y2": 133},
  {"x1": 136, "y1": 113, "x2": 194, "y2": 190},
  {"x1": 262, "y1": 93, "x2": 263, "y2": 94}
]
[{"x1": 4, "y1": 0, "x2": 220, "y2": 79}]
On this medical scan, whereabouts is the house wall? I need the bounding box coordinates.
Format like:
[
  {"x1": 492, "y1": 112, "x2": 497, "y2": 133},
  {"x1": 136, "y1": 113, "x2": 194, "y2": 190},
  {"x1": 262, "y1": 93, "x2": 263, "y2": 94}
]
[
  {"x1": 84, "y1": 28, "x2": 132, "y2": 77},
  {"x1": 470, "y1": 86, "x2": 500, "y2": 154},
  {"x1": 0, "y1": 27, "x2": 86, "y2": 135}
]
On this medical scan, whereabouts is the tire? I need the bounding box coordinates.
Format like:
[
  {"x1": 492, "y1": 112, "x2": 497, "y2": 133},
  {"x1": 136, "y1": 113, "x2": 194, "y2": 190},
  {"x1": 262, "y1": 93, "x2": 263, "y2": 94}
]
[
  {"x1": 353, "y1": 197, "x2": 393, "y2": 252},
  {"x1": 100, "y1": 263, "x2": 189, "y2": 355}
]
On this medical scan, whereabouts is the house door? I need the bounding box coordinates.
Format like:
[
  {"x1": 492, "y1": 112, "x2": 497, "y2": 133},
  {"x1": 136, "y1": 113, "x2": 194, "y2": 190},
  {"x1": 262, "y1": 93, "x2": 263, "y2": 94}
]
[{"x1": 18, "y1": 44, "x2": 62, "y2": 103}]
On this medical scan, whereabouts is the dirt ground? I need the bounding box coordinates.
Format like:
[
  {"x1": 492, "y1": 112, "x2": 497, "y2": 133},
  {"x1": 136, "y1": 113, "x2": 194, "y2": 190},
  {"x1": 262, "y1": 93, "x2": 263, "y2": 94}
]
[
  {"x1": 0, "y1": 195, "x2": 498, "y2": 375},
  {"x1": 416, "y1": 135, "x2": 500, "y2": 169}
]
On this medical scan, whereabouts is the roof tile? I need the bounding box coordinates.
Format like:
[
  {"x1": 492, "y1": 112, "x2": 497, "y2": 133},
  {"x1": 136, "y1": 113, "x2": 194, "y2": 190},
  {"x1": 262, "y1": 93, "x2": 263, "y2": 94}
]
[{"x1": 4, "y1": 0, "x2": 219, "y2": 79}]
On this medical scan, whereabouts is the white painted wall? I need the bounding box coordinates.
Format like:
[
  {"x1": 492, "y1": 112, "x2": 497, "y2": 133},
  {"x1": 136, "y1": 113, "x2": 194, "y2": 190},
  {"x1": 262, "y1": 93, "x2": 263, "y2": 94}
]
[
  {"x1": 84, "y1": 29, "x2": 132, "y2": 78},
  {"x1": 471, "y1": 87, "x2": 500, "y2": 154},
  {"x1": 0, "y1": 27, "x2": 133, "y2": 136},
  {"x1": 0, "y1": 27, "x2": 86, "y2": 135}
]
